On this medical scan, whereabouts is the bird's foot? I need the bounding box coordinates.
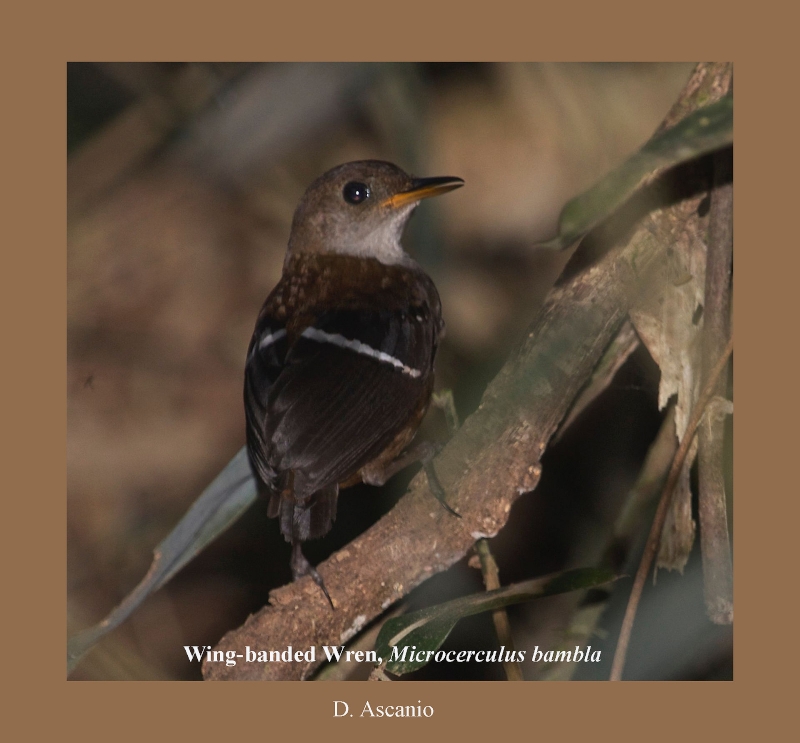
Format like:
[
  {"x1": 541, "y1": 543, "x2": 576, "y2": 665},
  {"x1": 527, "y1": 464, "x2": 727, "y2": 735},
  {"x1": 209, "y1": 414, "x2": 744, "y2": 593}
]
[
  {"x1": 291, "y1": 541, "x2": 334, "y2": 609},
  {"x1": 422, "y1": 455, "x2": 461, "y2": 519}
]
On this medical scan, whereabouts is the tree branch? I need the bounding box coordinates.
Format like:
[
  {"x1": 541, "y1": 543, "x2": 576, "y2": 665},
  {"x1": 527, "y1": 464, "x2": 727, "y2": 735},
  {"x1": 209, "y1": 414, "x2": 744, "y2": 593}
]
[
  {"x1": 475, "y1": 539, "x2": 524, "y2": 681},
  {"x1": 553, "y1": 319, "x2": 639, "y2": 441},
  {"x1": 698, "y1": 143, "x2": 734, "y2": 624}
]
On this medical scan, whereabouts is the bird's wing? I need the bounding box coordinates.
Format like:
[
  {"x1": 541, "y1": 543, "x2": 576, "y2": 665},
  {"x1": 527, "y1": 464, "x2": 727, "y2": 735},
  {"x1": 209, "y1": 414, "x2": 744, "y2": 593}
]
[{"x1": 244, "y1": 303, "x2": 438, "y2": 500}]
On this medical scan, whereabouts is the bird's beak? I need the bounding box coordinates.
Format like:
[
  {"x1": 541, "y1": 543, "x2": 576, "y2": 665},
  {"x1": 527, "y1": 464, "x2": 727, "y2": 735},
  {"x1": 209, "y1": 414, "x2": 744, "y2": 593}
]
[{"x1": 382, "y1": 176, "x2": 464, "y2": 209}]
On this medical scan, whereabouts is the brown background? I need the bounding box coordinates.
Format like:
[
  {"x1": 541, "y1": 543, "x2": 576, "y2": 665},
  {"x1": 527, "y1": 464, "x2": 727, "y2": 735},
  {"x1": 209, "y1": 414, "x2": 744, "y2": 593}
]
[{"x1": 6, "y1": 0, "x2": 792, "y2": 738}]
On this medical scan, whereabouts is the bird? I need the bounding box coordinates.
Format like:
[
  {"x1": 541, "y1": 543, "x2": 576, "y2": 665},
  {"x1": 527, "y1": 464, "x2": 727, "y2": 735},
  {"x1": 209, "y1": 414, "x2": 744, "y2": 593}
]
[{"x1": 243, "y1": 160, "x2": 463, "y2": 605}]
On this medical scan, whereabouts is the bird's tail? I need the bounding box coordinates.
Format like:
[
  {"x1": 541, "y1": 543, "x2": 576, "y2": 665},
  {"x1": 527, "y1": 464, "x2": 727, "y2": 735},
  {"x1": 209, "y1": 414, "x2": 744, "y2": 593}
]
[{"x1": 267, "y1": 475, "x2": 339, "y2": 542}]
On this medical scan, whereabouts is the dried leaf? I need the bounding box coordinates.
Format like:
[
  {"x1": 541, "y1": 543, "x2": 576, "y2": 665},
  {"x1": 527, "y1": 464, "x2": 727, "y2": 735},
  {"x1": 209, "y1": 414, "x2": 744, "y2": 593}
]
[{"x1": 628, "y1": 170, "x2": 710, "y2": 573}]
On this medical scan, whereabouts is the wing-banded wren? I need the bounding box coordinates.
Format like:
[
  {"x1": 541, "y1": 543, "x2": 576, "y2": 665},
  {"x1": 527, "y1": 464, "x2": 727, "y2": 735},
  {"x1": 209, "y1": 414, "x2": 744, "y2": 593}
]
[{"x1": 244, "y1": 160, "x2": 463, "y2": 605}]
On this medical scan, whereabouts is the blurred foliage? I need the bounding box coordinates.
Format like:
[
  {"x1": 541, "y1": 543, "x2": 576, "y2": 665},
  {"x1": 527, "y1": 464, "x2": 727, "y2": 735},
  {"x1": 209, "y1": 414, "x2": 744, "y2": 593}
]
[
  {"x1": 375, "y1": 568, "x2": 615, "y2": 676},
  {"x1": 67, "y1": 448, "x2": 256, "y2": 674},
  {"x1": 541, "y1": 94, "x2": 732, "y2": 250}
]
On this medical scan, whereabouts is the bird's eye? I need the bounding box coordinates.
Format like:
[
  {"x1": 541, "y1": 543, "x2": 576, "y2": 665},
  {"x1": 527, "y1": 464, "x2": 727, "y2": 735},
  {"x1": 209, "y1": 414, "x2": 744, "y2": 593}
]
[{"x1": 343, "y1": 181, "x2": 370, "y2": 205}]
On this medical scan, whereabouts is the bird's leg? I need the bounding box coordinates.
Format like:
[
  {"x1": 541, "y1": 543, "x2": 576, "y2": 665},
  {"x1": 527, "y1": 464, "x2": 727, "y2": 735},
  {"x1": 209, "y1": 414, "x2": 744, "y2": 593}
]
[
  {"x1": 426, "y1": 388, "x2": 461, "y2": 517},
  {"x1": 362, "y1": 388, "x2": 461, "y2": 485},
  {"x1": 362, "y1": 440, "x2": 461, "y2": 519},
  {"x1": 291, "y1": 540, "x2": 334, "y2": 609},
  {"x1": 431, "y1": 389, "x2": 460, "y2": 436},
  {"x1": 361, "y1": 440, "x2": 441, "y2": 485},
  {"x1": 360, "y1": 389, "x2": 462, "y2": 516}
]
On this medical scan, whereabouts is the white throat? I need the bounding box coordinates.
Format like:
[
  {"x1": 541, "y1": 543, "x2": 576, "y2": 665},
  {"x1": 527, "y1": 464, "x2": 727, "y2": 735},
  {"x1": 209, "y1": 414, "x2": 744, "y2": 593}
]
[{"x1": 329, "y1": 204, "x2": 417, "y2": 266}]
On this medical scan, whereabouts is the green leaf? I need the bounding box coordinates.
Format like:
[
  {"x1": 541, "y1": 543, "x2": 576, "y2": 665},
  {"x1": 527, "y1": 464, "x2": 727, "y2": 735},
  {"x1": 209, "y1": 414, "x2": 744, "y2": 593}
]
[
  {"x1": 374, "y1": 567, "x2": 616, "y2": 676},
  {"x1": 67, "y1": 447, "x2": 257, "y2": 675},
  {"x1": 538, "y1": 93, "x2": 733, "y2": 251}
]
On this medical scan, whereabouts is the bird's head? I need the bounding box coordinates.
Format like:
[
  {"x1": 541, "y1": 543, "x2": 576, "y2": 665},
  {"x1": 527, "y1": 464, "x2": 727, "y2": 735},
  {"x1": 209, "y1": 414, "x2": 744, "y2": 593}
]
[{"x1": 287, "y1": 160, "x2": 463, "y2": 265}]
